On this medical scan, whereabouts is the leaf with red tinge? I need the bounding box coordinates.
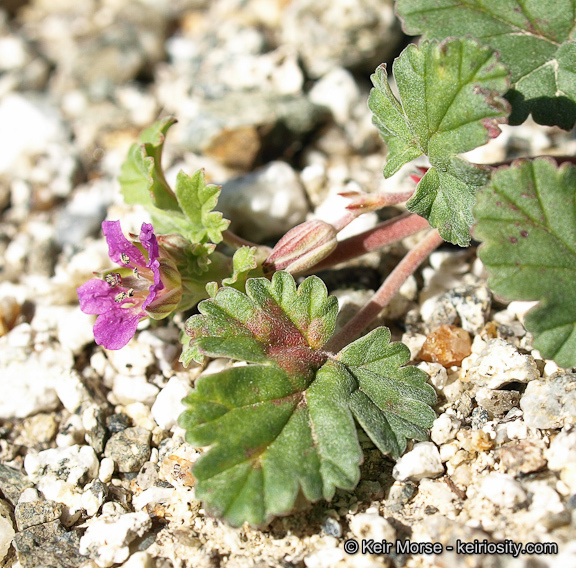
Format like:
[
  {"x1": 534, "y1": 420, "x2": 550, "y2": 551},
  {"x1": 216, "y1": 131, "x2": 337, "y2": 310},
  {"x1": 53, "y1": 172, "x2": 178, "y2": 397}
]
[
  {"x1": 474, "y1": 157, "x2": 576, "y2": 367},
  {"x1": 369, "y1": 38, "x2": 510, "y2": 246},
  {"x1": 397, "y1": 0, "x2": 576, "y2": 129},
  {"x1": 179, "y1": 271, "x2": 436, "y2": 526}
]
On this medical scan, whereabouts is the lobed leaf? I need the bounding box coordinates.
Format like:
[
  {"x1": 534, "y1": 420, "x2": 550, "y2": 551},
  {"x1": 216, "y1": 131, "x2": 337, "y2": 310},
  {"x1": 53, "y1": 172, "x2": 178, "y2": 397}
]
[
  {"x1": 118, "y1": 117, "x2": 180, "y2": 211},
  {"x1": 473, "y1": 157, "x2": 576, "y2": 367},
  {"x1": 179, "y1": 272, "x2": 437, "y2": 526},
  {"x1": 369, "y1": 38, "x2": 509, "y2": 245},
  {"x1": 175, "y1": 169, "x2": 230, "y2": 244},
  {"x1": 396, "y1": 0, "x2": 576, "y2": 129}
]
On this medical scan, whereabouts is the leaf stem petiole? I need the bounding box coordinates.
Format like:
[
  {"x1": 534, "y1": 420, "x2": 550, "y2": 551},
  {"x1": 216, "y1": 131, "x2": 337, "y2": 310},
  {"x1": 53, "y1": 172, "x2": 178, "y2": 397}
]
[{"x1": 324, "y1": 229, "x2": 444, "y2": 353}]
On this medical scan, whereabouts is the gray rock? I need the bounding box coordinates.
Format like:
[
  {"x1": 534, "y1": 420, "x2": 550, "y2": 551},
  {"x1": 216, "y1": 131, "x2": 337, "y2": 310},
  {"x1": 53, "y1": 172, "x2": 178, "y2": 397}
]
[
  {"x1": 218, "y1": 161, "x2": 309, "y2": 241},
  {"x1": 281, "y1": 0, "x2": 402, "y2": 78},
  {"x1": 15, "y1": 500, "x2": 64, "y2": 531},
  {"x1": 470, "y1": 407, "x2": 490, "y2": 430},
  {"x1": 475, "y1": 387, "x2": 521, "y2": 417},
  {"x1": 322, "y1": 516, "x2": 342, "y2": 538},
  {"x1": 104, "y1": 427, "x2": 151, "y2": 473},
  {"x1": 177, "y1": 91, "x2": 327, "y2": 169},
  {"x1": 0, "y1": 464, "x2": 34, "y2": 506},
  {"x1": 83, "y1": 405, "x2": 108, "y2": 454},
  {"x1": 422, "y1": 284, "x2": 491, "y2": 335},
  {"x1": 13, "y1": 520, "x2": 87, "y2": 568},
  {"x1": 521, "y1": 372, "x2": 576, "y2": 429}
]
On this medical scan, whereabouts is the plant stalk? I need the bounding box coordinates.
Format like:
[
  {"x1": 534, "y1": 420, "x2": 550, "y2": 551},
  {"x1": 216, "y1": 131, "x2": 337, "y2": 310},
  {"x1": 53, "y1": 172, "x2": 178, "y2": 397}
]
[
  {"x1": 323, "y1": 229, "x2": 444, "y2": 353},
  {"x1": 302, "y1": 213, "x2": 430, "y2": 275}
]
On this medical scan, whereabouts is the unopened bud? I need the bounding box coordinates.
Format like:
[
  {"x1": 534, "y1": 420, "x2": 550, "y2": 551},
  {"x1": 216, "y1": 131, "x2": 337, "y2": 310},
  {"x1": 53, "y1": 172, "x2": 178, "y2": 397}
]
[{"x1": 264, "y1": 220, "x2": 338, "y2": 273}]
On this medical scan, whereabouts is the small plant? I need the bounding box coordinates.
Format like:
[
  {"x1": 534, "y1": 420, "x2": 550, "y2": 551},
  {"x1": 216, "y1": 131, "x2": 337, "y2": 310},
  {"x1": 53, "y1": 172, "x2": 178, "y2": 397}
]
[{"x1": 79, "y1": 0, "x2": 576, "y2": 525}]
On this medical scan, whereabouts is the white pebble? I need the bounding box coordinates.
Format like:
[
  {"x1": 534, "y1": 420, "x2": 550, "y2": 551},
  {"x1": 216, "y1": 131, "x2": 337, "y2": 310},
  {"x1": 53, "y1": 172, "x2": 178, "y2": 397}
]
[
  {"x1": 349, "y1": 513, "x2": 395, "y2": 542},
  {"x1": 151, "y1": 375, "x2": 191, "y2": 430},
  {"x1": 99, "y1": 458, "x2": 115, "y2": 483},
  {"x1": 479, "y1": 473, "x2": 527, "y2": 508},
  {"x1": 79, "y1": 512, "x2": 152, "y2": 568},
  {"x1": 392, "y1": 442, "x2": 444, "y2": 481},
  {"x1": 467, "y1": 338, "x2": 539, "y2": 389},
  {"x1": 431, "y1": 414, "x2": 461, "y2": 445}
]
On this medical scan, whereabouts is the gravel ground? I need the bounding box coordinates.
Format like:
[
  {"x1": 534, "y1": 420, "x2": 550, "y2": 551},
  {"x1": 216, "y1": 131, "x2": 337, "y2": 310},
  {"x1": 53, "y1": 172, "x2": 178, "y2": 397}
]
[{"x1": 1, "y1": 1, "x2": 576, "y2": 567}]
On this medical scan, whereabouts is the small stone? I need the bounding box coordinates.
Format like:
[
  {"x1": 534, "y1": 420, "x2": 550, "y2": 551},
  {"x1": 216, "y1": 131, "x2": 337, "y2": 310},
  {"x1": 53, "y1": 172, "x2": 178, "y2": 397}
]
[
  {"x1": 99, "y1": 458, "x2": 115, "y2": 484},
  {"x1": 15, "y1": 500, "x2": 64, "y2": 531},
  {"x1": 321, "y1": 516, "x2": 342, "y2": 538},
  {"x1": 497, "y1": 440, "x2": 546, "y2": 475},
  {"x1": 119, "y1": 551, "x2": 154, "y2": 568},
  {"x1": 151, "y1": 375, "x2": 191, "y2": 431},
  {"x1": 13, "y1": 520, "x2": 87, "y2": 568},
  {"x1": 392, "y1": 442, "x2": 444, "y2": 481},
  {"x1": 83, "y1": 405, "x2": 108, "y2": 454},
  {"x1": 0, "y1": 463, "x2": 34, "y2": 505},
  {"x1": 106, "y1": 413, "x2": 132, "y2": 434},
  {"x1": 0, "y1": 499, "x2": 15, "y2": 562},
  {"x1": 475, "y1": 387, "x2": 521, "y2": 417},
  {"x1": 478, "y1": 472, "x2": 527, "y2": 509},
  {"x1": 82, "y1": 480, "x2": 108, "y2": 517},
  {"x1": 419, "y1": 324, "x2": 472, "y2": 368},
  {"x1": 470, "y1": 407, "x2": 490, "y2": 430},
  {"x1": 158, "y1": 443, "x2": 198, "y2": 488},
  {"x1": 104, "y1": 428, "x2": 151, "y2": 473},
  {"x1": 418, "y1": 361, "x2": 449, "y2": 390},
  {"x1": 218, "y1": 161, "x2": 309, "y2": 241},
  {"x1": 132, "y1": 486, "x2": 175, "y2": 511},
  {"x1": 467, "y1": 338, "x2": 539, "y2": 389},
  {"x1": 15, "y1": 413, "x2": 58, "y2": 447},
  {"x1": 521, "y1": 372, "x2": 576, "y2": 429},
  {"x1": 79, "y1": 511, "x2": 152, "y2": 568},
  {"x1": 111, "y1": 375, "x2": 159, "y2": 407},
  {"x1": 431, "y1": 413, "x2": 461, "y2": 445},
  {"x1": 349, "y1": 513, "x2": 395, "y2": 542}
]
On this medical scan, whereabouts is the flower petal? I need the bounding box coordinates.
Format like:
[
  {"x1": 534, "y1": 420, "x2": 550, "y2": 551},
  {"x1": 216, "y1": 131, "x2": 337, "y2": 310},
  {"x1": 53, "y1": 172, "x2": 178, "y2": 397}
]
[
  {"x1": 77, "y1": 279, "x2": 117, "y2": 315},
  {"x1": 103, "y1": 220, "x2": 146, "y2": 267},
  {"x1": 139, "y1": 222, "x2": 164, "y2": 309},
  {"x1": 93, "y1": 308, "x2": 143, "y2": 350}
]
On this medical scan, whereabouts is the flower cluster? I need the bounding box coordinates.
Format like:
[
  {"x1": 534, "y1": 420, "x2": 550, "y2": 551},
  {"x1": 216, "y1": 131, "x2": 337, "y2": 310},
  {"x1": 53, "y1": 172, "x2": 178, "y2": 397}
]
[{"x1": 77, "y1": 221, "x2": 182, "y2": 350}]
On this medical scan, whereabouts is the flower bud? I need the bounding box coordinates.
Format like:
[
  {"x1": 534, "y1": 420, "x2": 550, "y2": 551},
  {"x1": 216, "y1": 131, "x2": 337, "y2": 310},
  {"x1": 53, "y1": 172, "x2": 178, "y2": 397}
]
[{"x1": 264, "y1": 220, "x2": 338, "y2": 273}]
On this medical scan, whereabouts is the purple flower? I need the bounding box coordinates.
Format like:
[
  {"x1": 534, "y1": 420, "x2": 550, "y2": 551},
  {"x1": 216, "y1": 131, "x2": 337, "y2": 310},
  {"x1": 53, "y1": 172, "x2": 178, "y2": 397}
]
[{"x1": 78, "y1": 221, "x2": 181, "y2": 350}]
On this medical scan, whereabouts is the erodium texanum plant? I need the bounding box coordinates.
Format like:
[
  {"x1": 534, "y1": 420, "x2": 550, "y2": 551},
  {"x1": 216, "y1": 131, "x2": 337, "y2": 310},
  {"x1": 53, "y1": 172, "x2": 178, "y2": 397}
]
[{"x1": 79, "y1": 1, "x2": 576, "y2": 526}]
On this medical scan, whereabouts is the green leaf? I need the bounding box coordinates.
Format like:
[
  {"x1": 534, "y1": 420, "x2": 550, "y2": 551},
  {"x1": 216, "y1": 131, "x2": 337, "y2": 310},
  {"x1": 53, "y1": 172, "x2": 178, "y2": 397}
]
[
  {"x1": 221, "y1": 246, "x2": 258, "y2": 288},
  {"x1": 175, "y1": 169, "x2": 230, "y2": 244},
  {"x1": 396, "y1": 0, "x2": 576, "y2": 129},
  {"x1": 118, "y1": 117, "x2": 180, "y2": 211},
  {"x1": 337, "y1": 327, "x2": 437, "y2": 457},
  {"x1": 369, "y1": 38, "x2": 509, "y2": 245},
  {"x1": 179, "y1": 272, "x2": 436, "y2": 526},
  {"x1": 473, "y1": 157, "x2": 576, "y2": 367}
]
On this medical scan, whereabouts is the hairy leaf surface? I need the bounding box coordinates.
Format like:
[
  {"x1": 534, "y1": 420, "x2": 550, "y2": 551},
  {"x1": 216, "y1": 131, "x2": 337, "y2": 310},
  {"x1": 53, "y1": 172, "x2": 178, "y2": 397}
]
[
  {"x1": 369, "y1": 38, "x2": 509, "y2": 245},
  {"x1": 473, "y1": 157, "x2": 576, "y2": 367},
  {"x1": 179, "y1": 272, "x2": 436, "y2": 526},
  {"x1": 396, "y1": 0, "x2": 576, "y2": 129}
]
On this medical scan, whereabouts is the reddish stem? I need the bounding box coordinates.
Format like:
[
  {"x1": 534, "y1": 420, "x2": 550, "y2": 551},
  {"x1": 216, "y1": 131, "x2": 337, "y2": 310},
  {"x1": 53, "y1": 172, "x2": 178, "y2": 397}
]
[
  {"x1": 222, "y1": 229, "x2": 271, "y2": 253},
  {"x1": 331, "y1": 189, "x2": 417, "y2": 232},
  {"x1": 323, "y1": 229, "x2": 444, "y2": 353},
  {"x1": 302, "y1": 213, "x2": 430, "y2": 275}
]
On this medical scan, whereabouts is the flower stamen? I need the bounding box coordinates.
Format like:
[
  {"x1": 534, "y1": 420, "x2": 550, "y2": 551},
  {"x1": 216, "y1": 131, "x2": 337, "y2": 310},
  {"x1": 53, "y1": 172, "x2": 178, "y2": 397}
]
[
  {"x1": 105, "y1": 273, "x2": 122, "y2": 287},
  {"x1": 120, "y1": 253, "x2": 130, "y2": 265}
]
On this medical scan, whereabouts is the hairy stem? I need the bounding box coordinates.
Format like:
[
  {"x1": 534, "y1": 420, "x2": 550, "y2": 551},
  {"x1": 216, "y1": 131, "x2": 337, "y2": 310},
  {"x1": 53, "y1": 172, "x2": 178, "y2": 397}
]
[
  {"x1": 302, "y1": 213, "x2": 429, "y2": 275},
  {"x1": 324, "y1": 229, "x2": 444, "y2": 353}
]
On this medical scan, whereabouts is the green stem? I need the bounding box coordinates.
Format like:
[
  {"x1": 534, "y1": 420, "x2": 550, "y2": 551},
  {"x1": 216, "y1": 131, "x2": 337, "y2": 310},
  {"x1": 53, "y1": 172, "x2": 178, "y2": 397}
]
[{"x1": 323, "y1": 229, "x2": 444, "y2": 353}]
